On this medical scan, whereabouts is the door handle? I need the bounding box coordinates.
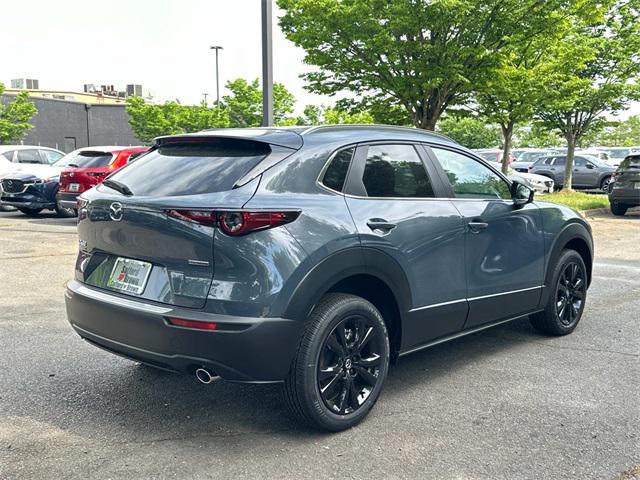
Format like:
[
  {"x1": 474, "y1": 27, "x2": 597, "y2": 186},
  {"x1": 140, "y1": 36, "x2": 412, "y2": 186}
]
[
  {"x1": 367, "y1": 219, "x2": 397, "y2": 232},
  {"x1": 468, "y1": 221, "x2": 489, "y2": 233}
]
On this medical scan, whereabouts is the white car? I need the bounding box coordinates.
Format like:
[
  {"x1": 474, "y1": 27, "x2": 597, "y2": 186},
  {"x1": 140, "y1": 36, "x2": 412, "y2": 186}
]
[
  {"x1": 0, "y1": 145, "x2": 65, "y2": 178},
  {"x1": 508, "y1": 168, "x2": 555, "y2": 194}
]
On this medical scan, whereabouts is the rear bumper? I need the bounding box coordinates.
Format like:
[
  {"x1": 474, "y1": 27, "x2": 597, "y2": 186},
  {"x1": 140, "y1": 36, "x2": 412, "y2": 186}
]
[
  {"x1": 64, "y1": 280, "x2": 304, "y2": 382},
  {"x1": 56, "y1": 192, "x2": 80, "y2": 210},
  {"x1": 609, "y1": 190, "x2": 640, "y2": 206}
]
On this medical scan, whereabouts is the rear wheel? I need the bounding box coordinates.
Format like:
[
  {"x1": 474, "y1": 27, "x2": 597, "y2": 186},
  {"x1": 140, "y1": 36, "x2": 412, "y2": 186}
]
[
  {"x1": 610, "y1": 200, "x2": 628, "y2": 216},
  {"x1": 55, "y1": 202, "x2": 77, "y2": 218},
  {"x1": 283, "y1": 293, "x2": 390, "y2": 431},
  {"x1": 530, "y1": 249, "x2": 587, "y2": 336},
  {"x1": 17, "y1": 207, "x2": 43, "y2": 216}
]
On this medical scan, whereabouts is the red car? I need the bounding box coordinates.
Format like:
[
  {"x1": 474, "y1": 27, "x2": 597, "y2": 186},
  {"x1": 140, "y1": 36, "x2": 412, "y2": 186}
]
[{"x1": 56, "y1": 146, "x2": 148, "y2": 212}]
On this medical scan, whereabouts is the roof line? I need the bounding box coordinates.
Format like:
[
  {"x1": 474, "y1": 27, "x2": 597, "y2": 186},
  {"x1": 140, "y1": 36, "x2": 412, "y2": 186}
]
[{"x1": 299, "y1": 124, "x2": 455, "y2": 142}]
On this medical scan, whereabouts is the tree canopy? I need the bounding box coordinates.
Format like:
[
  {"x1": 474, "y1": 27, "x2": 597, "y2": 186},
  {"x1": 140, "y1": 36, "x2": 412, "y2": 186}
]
[
  {"x1": 0, "y1": 83, "x2": 38, "y2": 145},
  {"x1": 278, "y1": 0, "x2": 573, "y2": 130},
  {"x1": 535, "y1": 0, "x2": 640, "y2": 188}
]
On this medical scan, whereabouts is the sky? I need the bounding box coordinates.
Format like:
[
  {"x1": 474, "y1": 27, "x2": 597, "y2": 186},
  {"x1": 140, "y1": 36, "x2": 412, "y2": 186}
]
[
  {"x1": 1, "y1": 0, "x2": 638, "y2": 119},
  {"x1": 1, "y1": 0, "x2": 331, "y2": 112}
]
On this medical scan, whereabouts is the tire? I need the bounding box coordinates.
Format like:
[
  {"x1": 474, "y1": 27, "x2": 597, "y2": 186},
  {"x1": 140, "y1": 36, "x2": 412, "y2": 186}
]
[
  {"x1": 530, "y1": 249, "x2": 587, "y2": 336},
  {"x1": 283, "y1": 293, "x2": 390, "y2": 431},
  {"x1": 610, "y1": 200, "x2": 628, "y2": 216},
  {"x1": 55, "y1": 202, "x2": 77, "y2": 218},
  {"x1": 17, "y1": 207, "x2": 43, "y2": 216},
  {"x1": 600, "y1": 176, "x2": 612, "y2": 192}
]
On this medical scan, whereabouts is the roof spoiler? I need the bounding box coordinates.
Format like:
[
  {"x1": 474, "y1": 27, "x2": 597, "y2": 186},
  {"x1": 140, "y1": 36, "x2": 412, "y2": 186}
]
[{"x1": 154, "y1": 128, "x2": 304, "y2": 150}]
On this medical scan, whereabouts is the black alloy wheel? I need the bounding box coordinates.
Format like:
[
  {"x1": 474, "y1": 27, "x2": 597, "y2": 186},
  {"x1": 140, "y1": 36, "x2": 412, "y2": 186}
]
[
  {"x1": 555, "y1": 261, "x2": 586, "y2": 327},
  {"x1": 317, "y1": 314, "x2": 384, "y2": 415}
]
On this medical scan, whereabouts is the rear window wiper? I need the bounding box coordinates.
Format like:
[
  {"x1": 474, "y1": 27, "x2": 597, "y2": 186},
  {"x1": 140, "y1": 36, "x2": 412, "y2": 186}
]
[
  {"x1": 103, "y1": 179, "x2": 133, "y2": 196},
  {"x1": 67, "y1": 163, "x2": 80, "y2": 168}
]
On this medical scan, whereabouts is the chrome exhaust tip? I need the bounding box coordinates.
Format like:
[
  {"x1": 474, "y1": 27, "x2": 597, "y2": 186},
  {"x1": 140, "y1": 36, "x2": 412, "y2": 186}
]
[{"x1": 195, "y1": 368, "x2": 220, "y2": 384}]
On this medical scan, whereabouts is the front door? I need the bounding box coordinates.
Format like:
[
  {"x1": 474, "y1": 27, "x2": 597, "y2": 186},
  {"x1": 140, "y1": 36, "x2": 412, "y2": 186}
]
[
  {"x1": 343, "y1": 143, "x2": 468, "y2": 351},
  {"x1": 428, "y1": 147, "x2": 545, "y2": 328}
]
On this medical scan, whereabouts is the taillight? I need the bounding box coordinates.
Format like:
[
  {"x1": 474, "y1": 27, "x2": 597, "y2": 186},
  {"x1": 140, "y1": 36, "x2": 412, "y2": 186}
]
[
  {"x1": 167, "y1": 209, "x2": 217, "y2": 227},
  {"x1": 166, "y1": 209, "x2": 300, "y2": 235}
]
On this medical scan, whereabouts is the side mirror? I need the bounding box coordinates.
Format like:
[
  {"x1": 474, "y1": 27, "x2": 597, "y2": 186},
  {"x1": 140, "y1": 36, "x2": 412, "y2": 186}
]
[{"x1": 511, "y1": 181, "x2": 534, "y2": 207}]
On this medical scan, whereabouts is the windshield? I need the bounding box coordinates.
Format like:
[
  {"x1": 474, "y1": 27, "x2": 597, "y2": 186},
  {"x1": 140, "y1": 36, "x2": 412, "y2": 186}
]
[
  {"x1": 53, "y1": 150, "x2": 114, "y2": 168},
  {"x1": 581, "y1": 154, "x2": 606, "y2": 166}
]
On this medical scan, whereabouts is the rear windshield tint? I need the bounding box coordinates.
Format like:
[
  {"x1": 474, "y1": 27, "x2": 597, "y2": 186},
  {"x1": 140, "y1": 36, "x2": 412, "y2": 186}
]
[
  {"x1": 620, "y1": 156, "x2": 640, "y2": 169},
  {"x1": 108, "y1": 140, "x2": 270, "y2": 197},
  {"x1": 68, "y1": 152, "x2": 114, "y2": 168}
]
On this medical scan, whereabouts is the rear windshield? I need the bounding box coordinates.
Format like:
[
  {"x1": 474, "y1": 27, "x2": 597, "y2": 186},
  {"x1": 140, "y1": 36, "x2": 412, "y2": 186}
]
[
  {"x1": 620, "y1": 156, "x2": 640, "y2": 169},
  {"x1": 54, "y1": 151, "x2": 113, "y2": 168},
  {"x1": 108, "y1": 140, "x2": 270, "y2": 197}
]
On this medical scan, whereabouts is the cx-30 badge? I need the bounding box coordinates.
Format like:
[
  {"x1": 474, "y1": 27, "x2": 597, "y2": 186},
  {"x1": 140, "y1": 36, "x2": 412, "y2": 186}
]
[{"x1": 109, "y1": 202, "x2": 123, "y2": 222}]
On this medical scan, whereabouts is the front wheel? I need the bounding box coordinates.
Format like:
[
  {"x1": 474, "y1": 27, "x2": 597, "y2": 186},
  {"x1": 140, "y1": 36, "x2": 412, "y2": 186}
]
[
  {"x1": 283, "y1": 293, "x2": 390, "y2": 431},
  {"x1": 17, "y1": 207, "x2": 43, "y2": 216},
  {"x1": 600, "y1": 176, "x2": 612, "y2": 192},
  {"x1": 530, "y1": 249, "x2": 587, "y2": 336}
]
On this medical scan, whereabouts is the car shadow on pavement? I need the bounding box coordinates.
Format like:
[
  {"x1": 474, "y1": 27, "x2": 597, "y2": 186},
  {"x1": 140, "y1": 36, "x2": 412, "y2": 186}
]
[{"x1": 17, "y1": 316, "x2": 541, "y2": 442}]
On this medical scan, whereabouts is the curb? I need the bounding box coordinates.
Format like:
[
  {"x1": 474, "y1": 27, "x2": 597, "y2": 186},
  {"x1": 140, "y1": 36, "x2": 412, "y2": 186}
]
[{"x1": 580, "y1": 207, "x2": 610, "y2": 218}]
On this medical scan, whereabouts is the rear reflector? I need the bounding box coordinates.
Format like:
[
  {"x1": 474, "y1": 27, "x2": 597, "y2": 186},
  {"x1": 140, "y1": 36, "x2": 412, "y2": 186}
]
[{"x1": 166, "y1": 317, "x2": 218, "y2": 331}]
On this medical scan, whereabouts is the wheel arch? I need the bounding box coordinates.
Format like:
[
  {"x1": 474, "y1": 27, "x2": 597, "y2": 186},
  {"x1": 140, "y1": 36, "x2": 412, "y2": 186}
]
[
  {"x1": 282, "y1": 247, "x2": 411, "y2": 357},
  {"x1": 540, "y1": 222, "x2": 593, "y2": 307}
]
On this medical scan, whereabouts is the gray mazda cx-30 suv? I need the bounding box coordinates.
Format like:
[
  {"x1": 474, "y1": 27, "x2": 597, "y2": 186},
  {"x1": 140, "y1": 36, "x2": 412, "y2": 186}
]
[{"x1": 65, "y1": 125, "x2": 593, "y2": 431}]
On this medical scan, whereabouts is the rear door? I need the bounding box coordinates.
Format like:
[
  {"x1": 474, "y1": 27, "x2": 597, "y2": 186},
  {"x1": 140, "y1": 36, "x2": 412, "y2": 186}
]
[
  {"x1": 77, "y1": 139, "x2": 273, "y2": 308},
  {"x1": 428, "y1": 146, "x2": 545, "y2": 328},
  {"x1": 343, "y1": 142, "x2": 468, "y2": 350}
]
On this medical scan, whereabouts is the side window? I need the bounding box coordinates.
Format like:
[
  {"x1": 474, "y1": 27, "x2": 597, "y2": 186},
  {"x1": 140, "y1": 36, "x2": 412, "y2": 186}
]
[
  {"x1": 432, "y1": 148, "x2": 511, "y2": 200},
  {"x1": 16, "y1": 149, "x2": 43, "y2": 164},
  {"x1": 361, "y1": 144, "x2": 434, "y2": 198},
  {"x1": 127, "y1": 151, "x2": 147, "y2": 164},
  {"x1": 321, "y1": 147, "x2": 354, "y2": 192},
  {"x1": 574, "y1": 157, "x2": 586, "y2": 167},
  {"x1": 1, "y1": 150, "x2": 15, "y2": 162},
  {"x1": 42, "y1": 150, "x2": 64, "y2": 164},
  {"x1": 553, "y1": 157, "x2": 566, "y2": 166}
]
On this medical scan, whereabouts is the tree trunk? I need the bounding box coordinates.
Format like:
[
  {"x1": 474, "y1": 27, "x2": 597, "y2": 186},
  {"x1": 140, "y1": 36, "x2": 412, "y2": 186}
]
[
  {"x1": 564, "y1": 134, "x2": 577, "y2": 191},
  {"x1": 500, "y1": 122, "x2": 514, "y2": 175}
]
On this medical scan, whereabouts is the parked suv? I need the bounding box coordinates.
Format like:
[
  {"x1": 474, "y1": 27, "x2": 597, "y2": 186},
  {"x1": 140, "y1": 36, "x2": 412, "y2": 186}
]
[
  {"x1": 529, "y1": 154, "x2": 615, "y2": 191},
  {"x1": 608, "y1": 153, "x2": 640, "y2": 215},
  {"x1": 65, "y1": 126, "x2": 593, "y2": 431},
  {"x1": 56, "y1": 146, "x2": 148, "y2": 212}
]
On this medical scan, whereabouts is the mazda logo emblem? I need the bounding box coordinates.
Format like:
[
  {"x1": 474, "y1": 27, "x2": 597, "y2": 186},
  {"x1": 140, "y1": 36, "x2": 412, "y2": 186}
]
[
  {"x1": 109, "y1": 202, "x2": 123, "y2": 222},
  {"x1": 7, "y1": 181, "x2": 13, "y2": 187}
]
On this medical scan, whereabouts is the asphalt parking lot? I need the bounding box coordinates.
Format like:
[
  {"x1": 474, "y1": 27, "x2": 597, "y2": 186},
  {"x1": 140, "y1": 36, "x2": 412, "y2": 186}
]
[{"x1": 0, "y1": 208, "x2": 638, "y2": 480}]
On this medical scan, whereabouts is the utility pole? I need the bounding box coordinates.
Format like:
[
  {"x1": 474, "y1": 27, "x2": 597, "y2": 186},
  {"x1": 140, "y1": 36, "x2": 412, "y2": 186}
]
[
  {"x1": 202, "y1": 93, "x2": 209, "y2": 106},
  {"x1": 210, "y1": 45, "x2": 223, "y2": 105},
  {"x1": 261, "y1": 0, "x2": 274, "y2": 126}
]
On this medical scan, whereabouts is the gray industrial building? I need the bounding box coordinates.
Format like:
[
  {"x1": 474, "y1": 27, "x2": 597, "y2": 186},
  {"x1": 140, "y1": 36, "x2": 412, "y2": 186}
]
[{"x1": 1, "y1": 94, "x2": 142, "y2": 152}]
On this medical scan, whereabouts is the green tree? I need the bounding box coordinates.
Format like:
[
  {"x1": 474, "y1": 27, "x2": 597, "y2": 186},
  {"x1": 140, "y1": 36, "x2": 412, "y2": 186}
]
[
  {"x1": 126, "y1": 97, "x2": 229, "y2": 143},
  {"x1": 223, "y1": 78, "x2": 296, "y2": 127},
  {"x1": 536, "y1": 1, "x2": 640, "y2": 190},
  {"x1": 515, "y1": 123, "x2": 564, "y2": 148},
  {"x1": 296, "y1": 105, "x2": 374, "y2": 125},
  {"x1": 437, "y1": 116, "x2": 501, "y2": 149},
  {"x1": 0, "y1": 83, "x2": 38, "y2": 144},
  {"x1": 587, "y1": 116, "x2": 640, "y2": 146},
  {"x1": 278, "y1": 0, "x2": 571, "y2": 131}
]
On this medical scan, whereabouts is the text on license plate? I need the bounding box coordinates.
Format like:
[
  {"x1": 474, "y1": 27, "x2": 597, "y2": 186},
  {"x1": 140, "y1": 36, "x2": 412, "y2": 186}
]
[
  {"x1": 107, "y1": 257, "x2": 152, "y2": 295},
  {"x1": 69, "y1": 183, "x2": 80, "y2": 192}
]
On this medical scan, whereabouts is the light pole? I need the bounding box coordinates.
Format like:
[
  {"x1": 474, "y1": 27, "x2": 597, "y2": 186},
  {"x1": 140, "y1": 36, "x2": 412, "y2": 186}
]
[
  {"x1": 202, "y1": 93, "x2": 209, "y2": 106},
  {"x1": 261, "y1": 0, "x2": 274, "y2": 126},
  {"x1": 210, "y1": 45, "x2": 223, "y2": 106}
]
